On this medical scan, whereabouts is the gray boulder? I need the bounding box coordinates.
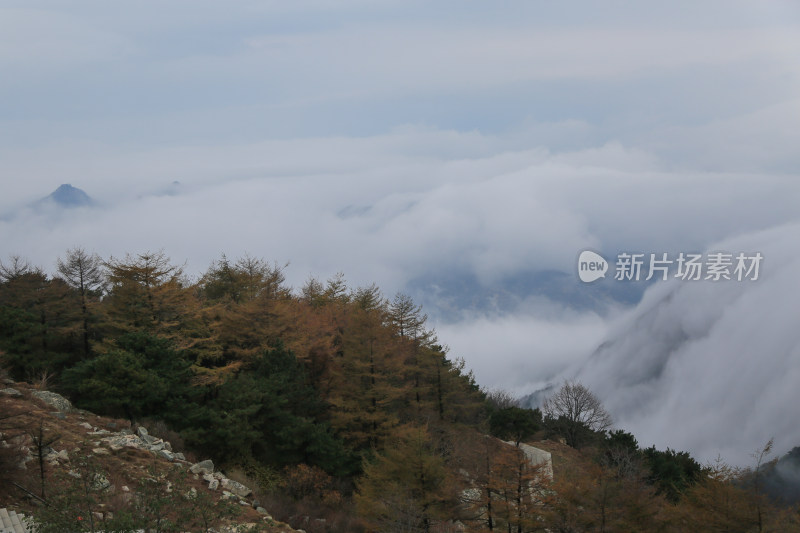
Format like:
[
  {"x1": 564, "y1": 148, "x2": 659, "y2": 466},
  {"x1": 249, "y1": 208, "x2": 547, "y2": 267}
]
[
  {"x1": 31, "y1": 391, "x2": 72, "y2": 412},
  {"x1": 220, "y1": 478, "x2": 252, "y2": 498},
  {"x1": 189, "y1": 459, "x2": 214, "y2": 475},
  {"x1": 156, "y1": 449, "x2": 174, "y2": 461}
]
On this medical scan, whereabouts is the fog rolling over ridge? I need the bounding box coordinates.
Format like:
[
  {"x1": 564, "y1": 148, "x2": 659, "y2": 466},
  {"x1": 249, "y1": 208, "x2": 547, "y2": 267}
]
[{"x1": 560, "y1": 223, "x2": 800, "y2": 466}]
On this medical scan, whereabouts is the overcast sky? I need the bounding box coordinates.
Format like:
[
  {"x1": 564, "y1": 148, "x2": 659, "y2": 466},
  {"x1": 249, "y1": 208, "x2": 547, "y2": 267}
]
[{"x1": 2, "y1": 1, "x2": 800, "y2": 464}]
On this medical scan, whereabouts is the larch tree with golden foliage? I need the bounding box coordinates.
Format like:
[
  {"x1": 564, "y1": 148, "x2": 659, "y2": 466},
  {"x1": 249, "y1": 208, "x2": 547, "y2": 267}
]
[
  {"x1": 194, "y1": 254, "x2": 290, "y2": 383},
  {"x1": 543, "y1": 454, "x2": 670, "y2": 532},
  {"x1": 677, "y1": 449, "x2": 800, "y2": 533},
  {"x1": 456, "y1": 434, "x2": 551, "y2": 533},
  {"x1": 328, "y1": 284, "x2": 405, "y2": 450},
  {"x1": 102, "y1": 251, "x2": 190, "y2": 337},
  {"x1": 356, "y1": 424, "x2": 459, "y2": 533}
]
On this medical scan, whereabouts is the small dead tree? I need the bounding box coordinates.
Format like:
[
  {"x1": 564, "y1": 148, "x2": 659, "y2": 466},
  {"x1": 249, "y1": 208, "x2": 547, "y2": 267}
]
[
  {"x1": 751, "y1": 438, "x2": 774, "y2": 533},
  {"x1": 28, "y1": 420, "x2": 61, "y2": 498},
  {"x1": 542, "y1": 381, "x2": 611, "y2": 448},
  {"x1": 0, "y1": 404, "x2": 29, "y2": 498}
]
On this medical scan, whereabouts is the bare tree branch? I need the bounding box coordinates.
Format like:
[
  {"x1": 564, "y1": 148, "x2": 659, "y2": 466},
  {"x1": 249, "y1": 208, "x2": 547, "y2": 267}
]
[{"x1": 543, "y1": 380, "x2": 612, "y2": 447}]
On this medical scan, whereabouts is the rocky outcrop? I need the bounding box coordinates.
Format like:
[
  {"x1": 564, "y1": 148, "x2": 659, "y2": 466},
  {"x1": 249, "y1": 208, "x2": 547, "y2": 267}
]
[
  {"x1": 1, "y1": 383, "x2": 300, "y2": 531},
  {"x1": 68, "y1": 422, "x2": 258, "y2": 507},
  {"x1": 189, "y1": 459, "x2": 214, "y2": 475},
  {"x1": 221, "y1": 477, "x2": 252, "y2": 498},
  {"x1": 504, "y1": 440, "x2": 554, "y2": 481},
  {"x1": 30, "y1": 391, "x2": 72, "y2": 413}
]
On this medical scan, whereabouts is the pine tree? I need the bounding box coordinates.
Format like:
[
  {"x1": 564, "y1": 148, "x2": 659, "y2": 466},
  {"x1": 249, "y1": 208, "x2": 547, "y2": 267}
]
[
  {"x1": 0, "y1": 259, "x2": 80, "y2": 378},
  {"x1": 61, "y1": 332, "x2": 192, "y2": 423}
]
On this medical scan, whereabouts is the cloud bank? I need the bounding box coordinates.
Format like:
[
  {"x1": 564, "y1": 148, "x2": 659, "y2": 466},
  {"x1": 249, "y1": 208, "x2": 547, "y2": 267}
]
[
  {"x1": 3, "y1": 135, "x2": 799, "y2": 294},
  {"x1": 566, "y1": 223, "x2": 800, "y2": 465}
]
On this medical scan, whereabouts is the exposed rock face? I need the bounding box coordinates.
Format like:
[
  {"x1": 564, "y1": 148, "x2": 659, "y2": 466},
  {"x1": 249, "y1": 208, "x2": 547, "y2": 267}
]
[
  {"x1": 93, "y1": 428, "x2": 179, "y2": 462},
  {"x1": 85, "y1": 426, "x2": 256, "y2": 503},
  {"x1": 30, "y1": 391, "x2": 72, "y2": 412},
  {"x1": 43, "y1": 448, "x2": 70, "y2": 466},
  {"x1": 92, "y1": 473, "x2": 111, "y2": 490},
  {"x1": 189, "y1": 459, "x2": 215, "y2": 475},
  {"x1": 509, "y1": 441, "x2": 554, "y2": 481},
  {"x1": 221, "y1": 478, "x2": 252, "y2": 498},
  {"x1": 0, "y1": 388, "x2": 22, "y2": 397}
]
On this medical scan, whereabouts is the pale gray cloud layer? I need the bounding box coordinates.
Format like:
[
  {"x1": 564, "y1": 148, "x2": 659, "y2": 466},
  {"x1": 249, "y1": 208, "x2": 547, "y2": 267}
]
[{"x1": 568, "y1": 224, "x2": 800, "y2": 465}]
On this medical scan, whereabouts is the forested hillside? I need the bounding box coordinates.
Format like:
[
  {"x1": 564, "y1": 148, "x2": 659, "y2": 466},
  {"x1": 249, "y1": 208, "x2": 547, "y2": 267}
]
[{"x1": 1, "y1": 249, "x2": 798, "y2": 532}]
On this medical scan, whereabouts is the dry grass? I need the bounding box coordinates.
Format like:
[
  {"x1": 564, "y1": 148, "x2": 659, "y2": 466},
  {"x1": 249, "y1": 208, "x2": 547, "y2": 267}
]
[
  {"x1": 0, "y1": 381, "x2": 301, "y2": 532},
  {"x1": 529, "y1": 438, "x2": 595, "y2": 479},
  {"x1": 258, "y1": 491, "x2": 367, "y2": 533}
]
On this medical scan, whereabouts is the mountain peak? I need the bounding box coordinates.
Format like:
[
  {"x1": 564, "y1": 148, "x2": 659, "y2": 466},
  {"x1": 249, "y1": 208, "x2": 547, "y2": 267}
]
[{"x1": 43, "y1": 183, "x2": 94, "y2": 208}]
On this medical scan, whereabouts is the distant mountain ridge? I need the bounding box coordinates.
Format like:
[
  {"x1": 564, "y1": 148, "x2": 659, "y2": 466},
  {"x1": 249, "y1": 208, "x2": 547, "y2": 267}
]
[{"x1": 762, "y1": 446, "x2": 800, "y2": 505}]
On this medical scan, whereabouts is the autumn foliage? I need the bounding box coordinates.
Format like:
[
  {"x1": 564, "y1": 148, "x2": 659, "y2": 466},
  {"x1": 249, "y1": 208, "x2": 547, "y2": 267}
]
[{"x1": 1, "y1": 249, "x2": 798, "y2": 532}]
